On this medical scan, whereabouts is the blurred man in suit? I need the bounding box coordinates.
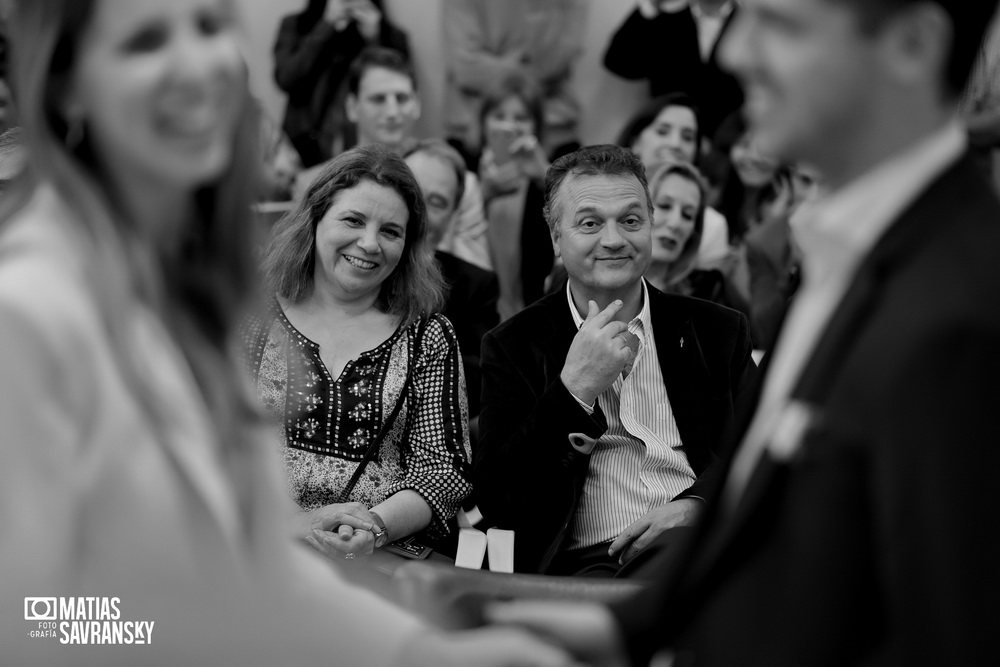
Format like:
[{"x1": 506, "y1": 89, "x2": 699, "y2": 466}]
[{"x1": 492, "y1": 0, "x2": 1000, "y2": 664}]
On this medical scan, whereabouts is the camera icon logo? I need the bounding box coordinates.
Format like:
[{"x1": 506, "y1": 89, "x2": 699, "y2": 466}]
[{"x1": 24, "y1": 597, "x2": 57, "y2": 621}]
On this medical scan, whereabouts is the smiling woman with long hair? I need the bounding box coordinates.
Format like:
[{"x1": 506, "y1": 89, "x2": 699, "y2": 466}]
[{"x1": 245, "y1": 144, "x2": 472, "y2": 560}]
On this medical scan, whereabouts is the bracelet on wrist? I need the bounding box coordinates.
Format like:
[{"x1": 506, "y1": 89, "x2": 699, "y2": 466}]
[{"x1": 369, "y1": 510, "x2": 389, "y2": 548}]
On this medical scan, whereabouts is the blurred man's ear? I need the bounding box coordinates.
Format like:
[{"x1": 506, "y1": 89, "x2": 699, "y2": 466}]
[{"x1": 880, "y1": 3, "x2": 951, "y2": 92}]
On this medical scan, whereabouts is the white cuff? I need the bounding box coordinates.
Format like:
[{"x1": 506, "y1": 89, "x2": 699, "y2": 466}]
[{"x1": 569, "y1": 391, "x2": 595, "y2": 415}]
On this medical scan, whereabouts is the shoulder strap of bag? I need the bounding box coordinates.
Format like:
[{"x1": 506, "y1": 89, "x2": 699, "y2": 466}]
[{"x1": 336, "y1": 316, "x2": 428, "y2": 503}]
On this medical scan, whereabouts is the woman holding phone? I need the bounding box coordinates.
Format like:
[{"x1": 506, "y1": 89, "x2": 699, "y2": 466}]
[{"x1": 477, "y1": 71, "x2": 555, "y2": 319}]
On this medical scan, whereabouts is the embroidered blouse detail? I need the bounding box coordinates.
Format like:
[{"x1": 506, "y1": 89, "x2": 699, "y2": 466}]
[{"x1": 241, "y1": 302, "x2": 472, "y2": 537}]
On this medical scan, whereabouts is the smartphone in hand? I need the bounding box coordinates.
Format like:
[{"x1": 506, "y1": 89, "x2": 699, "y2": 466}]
[{"x1": 487, "y1": 126, "x2": 519, "y2": 166}]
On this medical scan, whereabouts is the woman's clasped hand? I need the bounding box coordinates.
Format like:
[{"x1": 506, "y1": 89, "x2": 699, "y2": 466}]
[{"x1": 299, "y1": 502, "x2": 377, "y2": 557}]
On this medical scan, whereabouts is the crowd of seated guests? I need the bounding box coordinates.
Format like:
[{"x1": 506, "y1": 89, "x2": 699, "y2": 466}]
[
  {"x1": 202, "y1": 0, "x2": 840, "y2": 579},
  {"x1": 4, "y1": 0, "x2": 999, "y2": 663},
  {"x1": 0, "y1": 0, "x2": 973, "y2": 619},
  {"x1": 250, "y1": 0, "x2": 804, "y2": 575}
]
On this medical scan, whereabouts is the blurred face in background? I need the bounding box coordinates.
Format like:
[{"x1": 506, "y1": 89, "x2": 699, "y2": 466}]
[
  {"x1": 405, "y1": 150, "x2": 460, "y2": 247},
  {"x1": 347, "y1": 66, "x2": 420, "y2": 151},
  {"x1": 651, "y1": 172, "x2": 701, "y2": 266},
  {"x1": 632, "y1": 105, "x2": 699, "y2": 170},
  {"x1": 483, "y1": 94, "x2": 535, "y2": 164},
  {"x1": 65, "y1": 0, "x2": 245, "y2": 193},
  {"x1": 730, "y1": 131, "x2": 778, "y2": 187}
]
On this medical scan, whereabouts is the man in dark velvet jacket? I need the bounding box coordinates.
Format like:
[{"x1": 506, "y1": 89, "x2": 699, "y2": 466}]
[
  {"x1": 488, "y1": 0, "x2": 1000, "y2": 664},
  {"x1": 476, "y1": 145, "x2": 756, "y2": 575}
]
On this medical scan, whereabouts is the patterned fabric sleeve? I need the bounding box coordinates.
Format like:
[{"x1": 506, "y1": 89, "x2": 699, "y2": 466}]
[{"x1": 385, "y1": 314, "x2": 473, "y2": 535}]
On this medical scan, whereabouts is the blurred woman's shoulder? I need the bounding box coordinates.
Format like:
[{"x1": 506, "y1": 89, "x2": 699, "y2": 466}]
[{"x1": 0, "y1": 184, "x2": 100, "y2": 332}]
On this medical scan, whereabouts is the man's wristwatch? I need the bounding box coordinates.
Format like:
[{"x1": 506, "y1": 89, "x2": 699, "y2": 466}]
[{"x1": 369, "y1": 511, "x2": 389, "y2": 548}]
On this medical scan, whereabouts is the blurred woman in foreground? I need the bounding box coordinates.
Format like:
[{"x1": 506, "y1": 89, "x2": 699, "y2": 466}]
[{"x1": 0, "y1": 1, "x2": 573, "y2": 665}]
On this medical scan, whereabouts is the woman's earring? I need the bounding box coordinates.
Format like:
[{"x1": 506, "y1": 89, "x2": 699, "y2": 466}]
[{"x1": 65, "y1": 114, "x2": 85, "y2": 150}]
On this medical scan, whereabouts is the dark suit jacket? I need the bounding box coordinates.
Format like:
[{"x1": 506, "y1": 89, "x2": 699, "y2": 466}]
[
  {"x1": 603, "y1": 7, "x2": 743, "y2": 138},
  {"x1": 613, "y1": 152, "x2": 1000, "y2": 666},
  {"x1": 437, "y1": 250, "x2": 499, "y2": 418},
  {"x1": 476, "y1": 282, "x2": 756, "y2": 573}
]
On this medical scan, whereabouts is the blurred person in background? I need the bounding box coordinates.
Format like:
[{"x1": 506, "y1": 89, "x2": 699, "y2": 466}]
[
  {"x1": 441, "y1": 0, "x2": 588, "y2": 162},
  {"x1": 604, "y1": 0, "x2": 743, "y2": 138},
  {"x1": 0, "y1": 1, "x2": 579, "y2": 665},
  {"x1": 616, "y1": 94, "x2": 732, "y2": 277},
  {"x1": 711, "y1": 111, "x2": 815, "y2": 346},
  {"x1": 644, "y1": 162, "x2": 704, "y2": 293},
  {"x1": 646, "y1": 159, "x2": 753, "y2": 329},
  {"x1": 404, "y1": 138, "x2": 499, "y2": 422},
  {"x1": 713, "y1": 111, "x2": 795, "y2": 242},
  {"x1": 476, "y1": 71, "x2": 555, "y2": 319},
  {"x1": 273, "y1": 0, "x2": 409, "y2": 168},
  {"x1": 297, "y1": 46, "x2": 494, "y2": 273}
]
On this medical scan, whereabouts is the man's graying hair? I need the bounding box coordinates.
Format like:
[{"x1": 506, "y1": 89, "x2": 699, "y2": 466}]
[{"x1": 542, "y1": 144, "x2": 654, "y2": 231}]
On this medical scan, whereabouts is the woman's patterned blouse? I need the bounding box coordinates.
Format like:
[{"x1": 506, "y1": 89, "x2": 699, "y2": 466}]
[{"x1": 241, "y1": 302, "x2": 472, "y2": 537}]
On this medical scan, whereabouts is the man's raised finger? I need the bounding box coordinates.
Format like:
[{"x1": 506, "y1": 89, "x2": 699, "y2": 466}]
[{"x1": 585, "y1": 299, "x2": 624, "y2": 329}]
